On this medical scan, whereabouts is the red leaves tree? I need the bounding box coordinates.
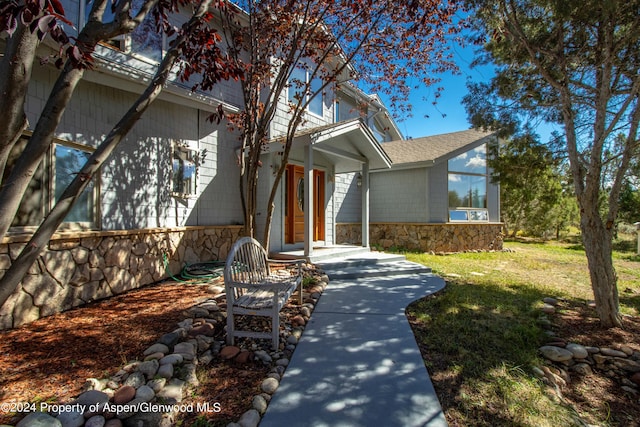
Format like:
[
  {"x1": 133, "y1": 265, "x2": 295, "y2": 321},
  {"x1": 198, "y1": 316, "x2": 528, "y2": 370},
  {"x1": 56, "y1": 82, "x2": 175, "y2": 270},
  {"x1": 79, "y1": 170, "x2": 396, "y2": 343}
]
[
  {"x1": 216, "y1": 0, "x2": 463, "y2": 247},
  {"x1": 0, "y1": 0, "x2": 242, "y2": 307}
]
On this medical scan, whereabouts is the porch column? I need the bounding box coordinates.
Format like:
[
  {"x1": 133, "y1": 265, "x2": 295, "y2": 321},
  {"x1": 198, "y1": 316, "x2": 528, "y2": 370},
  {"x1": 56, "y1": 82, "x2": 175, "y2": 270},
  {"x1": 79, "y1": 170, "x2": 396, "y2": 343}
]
[
  {"x1": 304, "y1": 144, "x2": 314, "y2": 257},
  {"x1": 361, "y1": 162, "x2": 369, "y2": 248}
]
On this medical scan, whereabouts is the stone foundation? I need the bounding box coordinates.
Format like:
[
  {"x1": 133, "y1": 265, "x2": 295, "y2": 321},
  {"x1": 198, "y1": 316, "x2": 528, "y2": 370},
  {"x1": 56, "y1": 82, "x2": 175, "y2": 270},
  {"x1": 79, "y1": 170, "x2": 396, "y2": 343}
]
[
  {"x1": 0, "y1": 226, "x2": 242, "y2": 330},
  {"x1": 337, "y1": 222, "x2": 504, "y2": 253}
]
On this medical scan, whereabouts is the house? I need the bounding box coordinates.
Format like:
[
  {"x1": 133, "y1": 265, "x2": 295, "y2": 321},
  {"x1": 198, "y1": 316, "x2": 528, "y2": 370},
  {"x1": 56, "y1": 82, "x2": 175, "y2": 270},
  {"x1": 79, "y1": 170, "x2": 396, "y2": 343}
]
[
  {"x1": 256, "y1": 83, "x2": 402, "y2": 257},
  {"x1": 0, "y1": 1, "x2": 246, "y2": 329},
  {"x1": 0, "y1": 3, "x2": 501, "y2": 329},
  {"x1": 335, "y1": 129, "x2": 504, "y2": 253}
]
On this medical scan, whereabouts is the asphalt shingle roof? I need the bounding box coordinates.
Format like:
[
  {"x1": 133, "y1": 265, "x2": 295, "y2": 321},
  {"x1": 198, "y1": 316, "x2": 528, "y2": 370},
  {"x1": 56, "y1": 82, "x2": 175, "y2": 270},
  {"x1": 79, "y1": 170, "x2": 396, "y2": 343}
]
[{"x1": 381, "y1": 128, "x2": 496, "y2": 166}]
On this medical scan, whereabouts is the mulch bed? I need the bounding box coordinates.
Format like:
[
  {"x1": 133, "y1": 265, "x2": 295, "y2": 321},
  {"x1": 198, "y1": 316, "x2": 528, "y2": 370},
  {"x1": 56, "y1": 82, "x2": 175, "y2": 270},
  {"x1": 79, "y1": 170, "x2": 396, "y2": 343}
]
[
  {"x1": 550, "y1": 303, "x2": 640, "y2": 427},
  {"x1": 0, "y1": 279, "x2": 256, "y2": 426}
]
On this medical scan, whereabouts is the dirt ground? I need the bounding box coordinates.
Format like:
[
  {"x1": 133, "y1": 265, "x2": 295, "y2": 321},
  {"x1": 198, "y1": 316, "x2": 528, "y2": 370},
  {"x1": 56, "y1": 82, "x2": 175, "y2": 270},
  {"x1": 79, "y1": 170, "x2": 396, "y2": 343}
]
[
  {"x1": 548, "y1": 303, "x2": 640, "y2": 426},
  {"x1": 0, "y1": 280, "x2": 266, "y2": 426},
  {"x1": 2, "y1": 278, "x2": 639, "y2": 426},
  {"x1": 415, "y1": 299, "x2": 640, "y2": 427}
]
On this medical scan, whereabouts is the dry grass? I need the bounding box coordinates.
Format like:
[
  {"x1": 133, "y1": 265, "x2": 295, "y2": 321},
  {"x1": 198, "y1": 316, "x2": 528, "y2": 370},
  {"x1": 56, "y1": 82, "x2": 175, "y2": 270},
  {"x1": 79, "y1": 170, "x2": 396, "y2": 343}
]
[{"x1": 406, "y1": 237, "x2": 640, "y2": 426}]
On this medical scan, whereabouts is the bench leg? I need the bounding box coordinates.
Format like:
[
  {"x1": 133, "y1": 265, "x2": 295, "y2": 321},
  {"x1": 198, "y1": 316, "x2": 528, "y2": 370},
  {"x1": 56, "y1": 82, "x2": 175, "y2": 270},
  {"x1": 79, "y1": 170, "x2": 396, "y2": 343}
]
[
  {"x1": 272, "y1": 310, "x2": 279, "y2": 350},
  {"x1": 227, "y1": 309, "x2": 235, "y2": 346}
]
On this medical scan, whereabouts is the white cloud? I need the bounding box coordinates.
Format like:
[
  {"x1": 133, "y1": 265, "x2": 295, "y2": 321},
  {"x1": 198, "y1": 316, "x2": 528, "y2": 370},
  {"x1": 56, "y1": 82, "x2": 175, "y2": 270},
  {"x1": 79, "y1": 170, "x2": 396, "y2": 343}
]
[{"x1": 465, "y1": 155, "x2": 486, "y2": 169}]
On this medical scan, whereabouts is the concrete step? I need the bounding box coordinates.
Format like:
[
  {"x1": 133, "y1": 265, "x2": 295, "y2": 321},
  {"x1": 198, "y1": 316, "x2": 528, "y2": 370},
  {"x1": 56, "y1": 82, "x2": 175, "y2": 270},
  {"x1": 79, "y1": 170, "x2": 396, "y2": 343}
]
[
  {"x1": 317, "y1": 259, "x2": 433, "y2": 281},
  {"x1": 306, "y1": 246, "x2": 374, "y2": 263},
  {"x1": 311, "y1": 250, "x2": 405, "y2": 266}
]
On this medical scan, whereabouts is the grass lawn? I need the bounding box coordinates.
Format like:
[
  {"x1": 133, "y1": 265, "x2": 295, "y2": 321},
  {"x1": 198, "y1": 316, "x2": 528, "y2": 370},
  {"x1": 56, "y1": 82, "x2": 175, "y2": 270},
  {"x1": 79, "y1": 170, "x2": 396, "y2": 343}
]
[{"x1": 405, "y1": 237, "x2": 640, "y2": 427}]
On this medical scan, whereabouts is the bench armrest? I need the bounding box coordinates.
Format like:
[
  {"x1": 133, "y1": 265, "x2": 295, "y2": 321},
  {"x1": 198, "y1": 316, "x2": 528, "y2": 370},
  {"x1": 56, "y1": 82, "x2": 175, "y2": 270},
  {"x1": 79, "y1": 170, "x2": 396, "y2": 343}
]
[
  {"x1": 267, "y1": 258, "x2": 305, "y2": 266},
  {"x1": 267, "y1": 258, "x2": 304, "y2": 275},
  {"x1": 227, "y1": 277, "x2": 300, "y2": 292}
]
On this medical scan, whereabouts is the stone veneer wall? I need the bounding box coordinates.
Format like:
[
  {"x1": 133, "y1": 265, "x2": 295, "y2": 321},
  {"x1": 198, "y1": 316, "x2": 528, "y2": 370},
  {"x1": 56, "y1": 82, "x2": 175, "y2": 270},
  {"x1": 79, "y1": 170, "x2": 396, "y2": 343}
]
[
  {"x1": 336, "y1": 222, "x2": 504, "y2": 253},
  {"x1": 0, "y1": 226, "x2": 243, "y2": 330}
]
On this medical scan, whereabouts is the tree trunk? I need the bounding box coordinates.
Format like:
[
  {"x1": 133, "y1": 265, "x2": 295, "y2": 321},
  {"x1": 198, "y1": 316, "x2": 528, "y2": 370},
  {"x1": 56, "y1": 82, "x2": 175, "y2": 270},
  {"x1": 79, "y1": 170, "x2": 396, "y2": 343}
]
[
  {"x1": 0, "y1": 63, "x2": 87, "y2": 240},
  {"x1": 243, "y1": 164, "x2": 257, "y2": 238},
  {"x1": 0, "y1": 24, "x2": 39, "y2": 176},
  {"x1": 262, "y1": 159, "x2": 287, "y2": 250},
  {"x1": 262, "y1": 118, "x2": 301, "y2": 251},
  {"x1": 0, "y1": 0, "x2": 163, "y2": 241},
  {"x1": 580, "y1": 204, "x2": 622, "y2": 328},
  {"x1": 0, "y1": 0, "x2": 213, "y2": 308}
]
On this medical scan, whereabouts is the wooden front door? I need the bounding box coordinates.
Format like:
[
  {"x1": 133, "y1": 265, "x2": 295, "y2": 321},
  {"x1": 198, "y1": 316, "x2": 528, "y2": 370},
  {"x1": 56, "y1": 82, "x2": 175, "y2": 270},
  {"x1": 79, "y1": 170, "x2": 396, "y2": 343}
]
[{"x1": 285, "y1": 165, "x2": 325, "y2": 244}]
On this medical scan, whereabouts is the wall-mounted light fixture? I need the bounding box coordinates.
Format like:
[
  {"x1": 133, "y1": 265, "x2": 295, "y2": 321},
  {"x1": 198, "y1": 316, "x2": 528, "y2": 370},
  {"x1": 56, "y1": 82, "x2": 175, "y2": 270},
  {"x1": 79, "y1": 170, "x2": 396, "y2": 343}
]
[{"x1": 357, "y1": 173, "x2": 362, "y2": 188}]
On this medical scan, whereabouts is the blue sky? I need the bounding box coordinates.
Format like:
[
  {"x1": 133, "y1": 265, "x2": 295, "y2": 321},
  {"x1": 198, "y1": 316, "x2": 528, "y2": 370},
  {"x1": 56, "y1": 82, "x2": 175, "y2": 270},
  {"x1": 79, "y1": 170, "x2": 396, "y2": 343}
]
[
  {"x1": 377, "y1": 43, "x2": 493, "y2": 140},
  {"x1": 375, "y1": 42, "x2": 560, "y2": 142}
]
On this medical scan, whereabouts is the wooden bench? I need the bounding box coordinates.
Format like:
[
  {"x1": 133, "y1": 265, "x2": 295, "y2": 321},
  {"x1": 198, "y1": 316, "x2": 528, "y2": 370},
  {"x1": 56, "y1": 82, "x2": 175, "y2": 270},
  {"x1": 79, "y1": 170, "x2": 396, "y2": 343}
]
[{"x1": 224, "y1": 237, "x2": 304, "y2": 350}]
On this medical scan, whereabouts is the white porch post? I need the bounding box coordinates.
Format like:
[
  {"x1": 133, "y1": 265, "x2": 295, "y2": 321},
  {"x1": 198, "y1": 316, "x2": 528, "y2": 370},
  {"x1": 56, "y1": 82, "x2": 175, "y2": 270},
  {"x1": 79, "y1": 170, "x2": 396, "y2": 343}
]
[
  {"x1": 361, "y1": 162, "x2": 370, "y2": 248},
  {"x1": 304, "y1": 144, "x2": 314, "y2": 257}
]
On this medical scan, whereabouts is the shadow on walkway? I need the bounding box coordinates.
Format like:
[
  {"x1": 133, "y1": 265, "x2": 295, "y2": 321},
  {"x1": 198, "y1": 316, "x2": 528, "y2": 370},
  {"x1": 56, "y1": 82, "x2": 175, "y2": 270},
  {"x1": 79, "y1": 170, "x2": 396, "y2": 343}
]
[{"x1": 261, "y1": 259, "x2": 448, "y2": 427}]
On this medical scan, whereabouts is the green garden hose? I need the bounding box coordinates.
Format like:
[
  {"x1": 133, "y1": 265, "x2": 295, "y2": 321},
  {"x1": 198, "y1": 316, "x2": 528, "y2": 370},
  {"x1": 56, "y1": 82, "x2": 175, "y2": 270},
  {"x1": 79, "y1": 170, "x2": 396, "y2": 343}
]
[{"x1": 163, "y1": 253, "x2": 225, "y2": 283}]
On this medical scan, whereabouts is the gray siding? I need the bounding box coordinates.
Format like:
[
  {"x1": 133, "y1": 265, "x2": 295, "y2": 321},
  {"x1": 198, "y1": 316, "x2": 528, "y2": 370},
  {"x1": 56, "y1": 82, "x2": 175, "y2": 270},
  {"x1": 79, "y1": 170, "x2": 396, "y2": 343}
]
[
  {"x1": 334, "y1": 172, "x2": 361, "y2": 223},
  {"x1": 192, "y1": 110, "x2": 243, "y2": 226},
  {"x1": 428, "y1": 162, "x2": 449, "y2": 223},
  {"x1": 370, "y1": 169, "x2": 428, "y2": 222},
  {"x1": 337, "y1": 94, "x2": 361, "y2": 122},
  {"x1": 21, "y1": 1, "x2": 247, "y2": 232},
  {"x1": 487, "y1": 165, "x2": 500, "y2": 222},
  {"x1": 64, "y1": 0, "x2": 243, "y2": 109},
  {"x1": 25, "y1": 61, "x2": 242, "y2": 231},
  {"x1": 271, "y1": 85, "x2": 334, "y2": 139},
  {"x1": 325, "y1": 175, "x2": 335, "y2": 245}
]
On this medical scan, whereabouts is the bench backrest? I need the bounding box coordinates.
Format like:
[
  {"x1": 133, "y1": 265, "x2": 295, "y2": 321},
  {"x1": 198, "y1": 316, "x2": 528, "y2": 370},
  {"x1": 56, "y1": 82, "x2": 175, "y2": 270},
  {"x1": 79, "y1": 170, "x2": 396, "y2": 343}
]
[{"x1": 224, "y1": 237, "x2": 271, "y2": 292}]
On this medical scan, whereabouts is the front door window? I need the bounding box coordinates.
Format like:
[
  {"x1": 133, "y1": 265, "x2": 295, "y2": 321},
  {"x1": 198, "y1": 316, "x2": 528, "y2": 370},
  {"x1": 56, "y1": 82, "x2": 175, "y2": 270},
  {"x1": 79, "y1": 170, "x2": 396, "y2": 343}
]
[
  {"x1": 297, "y1": 177, "x2": 304, "y2": 211},
  {"x1": 285, "y1": 165, "x2": 325, "y2": 244}
]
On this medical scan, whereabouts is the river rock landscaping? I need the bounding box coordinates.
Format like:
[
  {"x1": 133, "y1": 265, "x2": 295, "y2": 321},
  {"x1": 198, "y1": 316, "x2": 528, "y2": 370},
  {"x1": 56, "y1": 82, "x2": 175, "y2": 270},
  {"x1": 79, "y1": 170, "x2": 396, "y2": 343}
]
[
  {"x1": 534, "y1": 296, "x2": 640, "y2": 425},
  {"x1": 0, "y1": 264, "x2": 328, "y2": 427}
]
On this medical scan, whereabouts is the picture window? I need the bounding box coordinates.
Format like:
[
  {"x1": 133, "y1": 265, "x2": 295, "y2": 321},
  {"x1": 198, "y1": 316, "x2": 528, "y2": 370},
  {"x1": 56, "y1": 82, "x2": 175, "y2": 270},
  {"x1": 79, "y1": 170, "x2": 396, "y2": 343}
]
[{"x1": 172, "y1": 144, "x2": 198, "y2": 197}]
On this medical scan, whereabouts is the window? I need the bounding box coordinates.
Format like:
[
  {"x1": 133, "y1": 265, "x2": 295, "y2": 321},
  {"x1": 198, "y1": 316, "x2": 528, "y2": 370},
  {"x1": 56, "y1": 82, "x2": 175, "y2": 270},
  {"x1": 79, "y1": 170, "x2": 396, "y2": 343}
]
[
  {"x1": 372, "y1": 120, "x2": 388, "y2": 143},
  {"x1": 288, "y1": 66, "x2": 324, "y2": 116},
  {"x1": 172, "y1": 144, "x2": 198, "y2": 197},
  {"x1": 83, "y1": 0, "x2": 163, "y2": 62},
  {"x1": 449, "y1": 208, "x2": 489, "y2": 222},
  {"x1": 449, "y1": 210, "x2": 468, "y2": 222},
  {"x1": 308, "y1": 76, "x2": 323, "y2": 116},
  {"x1": 448, "y1": 144, "x2": 487, "y2": 175},
  {"x1": 448, "y1": 174, "x2": 486, "y2": 208},
  {"x1": 288, "y1": 67, "x2": 307, "y2": 105},
  {"x1": 54, "y1": 145, "x2": 96, "y2": 224},
  {"x1": 129, "y1": 0, "x2": 163, "y2": 62},
  {"x1": 448, "y1": 144, "x2": 489, "y2": 222},
  {"x1": 3, "y1": 135, "x2": 98, "y2": 230}
]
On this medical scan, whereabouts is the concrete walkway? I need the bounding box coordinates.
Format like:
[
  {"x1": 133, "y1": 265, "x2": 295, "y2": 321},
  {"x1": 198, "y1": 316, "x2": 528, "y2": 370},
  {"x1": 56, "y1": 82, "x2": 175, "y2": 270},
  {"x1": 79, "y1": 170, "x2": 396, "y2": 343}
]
[{"x1": 260, "y1": 255, "x2": 448, "y2": 427}]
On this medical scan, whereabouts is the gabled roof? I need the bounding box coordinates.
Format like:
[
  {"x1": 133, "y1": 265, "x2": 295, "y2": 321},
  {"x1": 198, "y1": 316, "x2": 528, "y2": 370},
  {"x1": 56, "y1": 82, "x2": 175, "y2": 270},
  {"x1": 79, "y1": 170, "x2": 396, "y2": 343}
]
[
  {"x1": 338, "y1": 83, "x2": 404, "y2": 141},
  {"x1": 380, "y1": 129, "x2": 496, "y2": 168},
  {"x1": 266, "y1": 118, "x2": 392, "y2": 172}
]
